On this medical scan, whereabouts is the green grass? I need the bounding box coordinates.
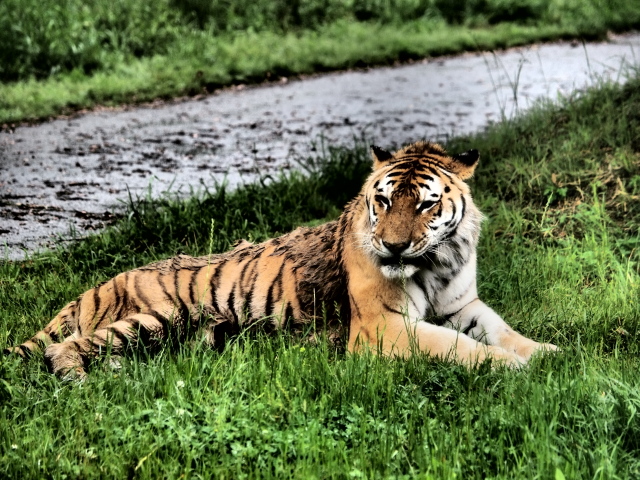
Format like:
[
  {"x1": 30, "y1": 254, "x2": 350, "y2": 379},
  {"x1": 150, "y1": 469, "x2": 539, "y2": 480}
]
[
  {"x1": 2, "y1": 75, "x2": 640, "y2": 477},
  {"x1": 2, "y1": 0, "x2": 640, "y2": 124}
]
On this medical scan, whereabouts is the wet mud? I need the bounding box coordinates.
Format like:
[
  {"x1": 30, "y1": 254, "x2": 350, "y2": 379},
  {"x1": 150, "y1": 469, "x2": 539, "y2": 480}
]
[{"x1": 1, "y1": 33, "x2": 639, "y2": 260}]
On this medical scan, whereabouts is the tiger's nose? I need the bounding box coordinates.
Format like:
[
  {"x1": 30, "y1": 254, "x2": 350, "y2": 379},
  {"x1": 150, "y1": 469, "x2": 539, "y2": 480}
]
[{"x1": 382, "y1": 240, "x2": 410, "y2": 256}]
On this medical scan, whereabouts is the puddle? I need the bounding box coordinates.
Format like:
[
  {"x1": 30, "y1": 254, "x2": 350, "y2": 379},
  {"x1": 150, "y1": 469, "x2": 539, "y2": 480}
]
[{"x1": 1, "y1": 33, "x2": 639, "y2": 260}]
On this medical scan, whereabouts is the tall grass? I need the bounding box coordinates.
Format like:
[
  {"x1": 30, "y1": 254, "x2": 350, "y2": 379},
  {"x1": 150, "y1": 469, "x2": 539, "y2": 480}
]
[
  {"x1": 3, "y1": 0, "x2": 638, "y2": 82},
  {"x1": 1, "y1": 75, "x2": 640, "y2": 477}
]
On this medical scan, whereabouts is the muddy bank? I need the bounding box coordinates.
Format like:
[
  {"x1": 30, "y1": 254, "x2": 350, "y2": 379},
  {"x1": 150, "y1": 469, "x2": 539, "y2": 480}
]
[{"x1": 1, "y1": 33, "x2": 639, "y2": 260}]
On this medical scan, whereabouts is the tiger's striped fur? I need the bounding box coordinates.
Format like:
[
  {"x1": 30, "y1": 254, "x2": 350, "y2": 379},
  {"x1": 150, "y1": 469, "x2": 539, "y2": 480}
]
[{"x1": 7, "y1": 141, "x2": 556, "y2": 378}]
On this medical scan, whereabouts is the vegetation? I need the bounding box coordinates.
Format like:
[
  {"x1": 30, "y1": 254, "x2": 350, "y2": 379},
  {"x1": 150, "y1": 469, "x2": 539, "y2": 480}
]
[
  {"x1": 2, "y1": 0, "x2": 640, "y2": 124},
  {"x1": 2, "y1": 71, "x2": 640, "y2": 477}
]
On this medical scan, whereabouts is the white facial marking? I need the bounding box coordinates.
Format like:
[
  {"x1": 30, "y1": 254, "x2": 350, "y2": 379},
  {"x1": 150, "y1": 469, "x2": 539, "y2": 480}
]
[{"x1": 381, "y1": 264, "x2": 419, "y2": 280}]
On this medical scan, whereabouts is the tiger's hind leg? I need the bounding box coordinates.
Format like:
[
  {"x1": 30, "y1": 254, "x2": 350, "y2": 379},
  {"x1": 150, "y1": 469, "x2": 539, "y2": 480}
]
[{"x1": 44, "y1": 313, "x2": 167, "y2": 378}]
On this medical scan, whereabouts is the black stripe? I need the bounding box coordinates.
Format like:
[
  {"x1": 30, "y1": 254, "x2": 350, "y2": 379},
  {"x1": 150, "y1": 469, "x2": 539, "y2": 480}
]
[
  {"x1": 18, "y1": 345, "x2": 32, "y2": 357},
  {"x1": 432, "y1": 303, "x2": 471, "y2": 326},
  {"x1": 449, "y1": 240, "x2": 464, "y2": 265},
  {"x1": 112, "y1": 276, "x2": 124, "y2": 321},
  {"x1": 338, "y1": 214, "x2": 350, "y2": 238},
  {"x1": 443, "y1": 222, "x2": 461, "y2": 241},
  {"x1": 265, "y1": 262, "x2": 285, "y2": 317},
  {"x1": 431, "y1": 312, "x2": 455, "y2": 326},
  {"x1": 447, "y1": 199, "x2": 457, "y2": 224},
  {"x1": 348, "y1": 292, "x2": 361, "y2": 319},
  {"x1": 227, "y1": 286, "x2": 238, "y2": 325},
  {"x1": 95, "y1": 282, "x2": 114, "y2": 326},
  {"x1": 47, "y1": 328, "x2": 61, "y2": 343},
  {"x1": 462, "y1": 317, "x2": 478, "y2": 336},
  {"x1": 120, "y1": 273, "x2": 130, "y2": 318},
  {"x1": 105, "y1": 327, "x2": 129, "y2": 347},
  {"x1": 173, "y1": 270, "x2": 189, "y2": 314},
  {"x1": 128, "y1": 317, "x2": 149, "y2": 345},
  {"x1": 243, "y1": 262, "x2": 260, "y2": 321},
  {"x1": 188, "y1": 267, "x2": 201, "y2": 306},
  {"x1": 382, "y1": 303, "x2": 403, "y2": 316},
  {"x1": 413, "y1": 275, "x2": 427, "y2": 295},
  {"x1": 158, "y1": 274, "x2": 175, "y2": 305},
  {"x1": 238, "y1": 259, "x2": 254, "y2": 298},
  {"x1": 442, "y1": 199, "x2": 457, "y2": 229},
  {"x1": 134, "y1": 274, "x2": 155, "y2": 311},
  {"x1": 415, "y1": 173, "x2": 434, "y2": 181},
  {"x1": 209, "y1": 261, "x2": 226, "y2": 314},
  {"x1": 425, "y1": 166, "x2": 440, "y2": 176},
  {"x1": 75, "y1": 296, "x2": 85, "y2": 336},
  {"x1": 92, "y1": 284, "x2": 102, "y2": 321}
]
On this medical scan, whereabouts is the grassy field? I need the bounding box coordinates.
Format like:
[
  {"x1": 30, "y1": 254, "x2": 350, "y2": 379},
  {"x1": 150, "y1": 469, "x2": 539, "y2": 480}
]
[
  {"x1": 2, "y1": 0, "x2": 640, "y2": 124},
  {"x1": 1, "y1": 70, "x2": 640, "y2": 477}
]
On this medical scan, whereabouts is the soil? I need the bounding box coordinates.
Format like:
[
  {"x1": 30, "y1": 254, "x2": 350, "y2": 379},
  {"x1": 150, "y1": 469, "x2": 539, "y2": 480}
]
[{"x1": 1, "y1": 33, "x2": 639, "y2": 260}]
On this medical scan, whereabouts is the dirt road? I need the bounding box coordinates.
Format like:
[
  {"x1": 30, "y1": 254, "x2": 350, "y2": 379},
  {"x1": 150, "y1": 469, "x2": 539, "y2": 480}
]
[{"x1": 1, "y1": 33, "x2": 639, "y2": 260}]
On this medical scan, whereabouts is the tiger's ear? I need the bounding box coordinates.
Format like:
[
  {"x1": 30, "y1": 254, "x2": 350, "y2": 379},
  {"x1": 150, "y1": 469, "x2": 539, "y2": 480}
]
[
  {"x1": 370, "y1": 145, "x2": 394, "y2": 170},
  {"x1": 449, "y1": 149, "x2": 479, "y2": 179}
]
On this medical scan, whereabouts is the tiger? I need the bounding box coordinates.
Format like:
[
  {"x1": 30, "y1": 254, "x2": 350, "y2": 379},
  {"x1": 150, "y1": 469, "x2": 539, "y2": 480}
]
[{"x1": 6, "y1": 141, "x2": 557, "y2": 378}]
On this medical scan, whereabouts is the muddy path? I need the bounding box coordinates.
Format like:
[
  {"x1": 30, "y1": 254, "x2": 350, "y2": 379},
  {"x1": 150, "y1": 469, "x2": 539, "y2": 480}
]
[{"x1": 1, "y1": 33, "x2": 639, "y2": 260}]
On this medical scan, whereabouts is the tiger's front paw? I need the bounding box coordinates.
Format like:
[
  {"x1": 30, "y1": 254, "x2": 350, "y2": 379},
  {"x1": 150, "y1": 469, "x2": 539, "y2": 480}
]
[
  {"x1": 517, "y1": 341, "x2": 559, "y2": 361},
  {"x1": 484, "y1": 346, "x2": 527, "y2": 369},
  {"x1": 464, "y1": 345, "x2": 526, "y2": 369}
]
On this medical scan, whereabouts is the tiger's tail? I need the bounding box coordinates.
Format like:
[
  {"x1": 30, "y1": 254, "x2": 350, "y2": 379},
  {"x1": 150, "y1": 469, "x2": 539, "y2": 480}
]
[{"x1": 4, "y1": 299, "x2": 79, "y2": 358}]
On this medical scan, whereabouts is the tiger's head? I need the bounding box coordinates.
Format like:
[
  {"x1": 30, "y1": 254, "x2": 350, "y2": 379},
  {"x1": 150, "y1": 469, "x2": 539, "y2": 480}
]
[{"x1": 362, "y1": 141, "x2": 482, "y2": 279}]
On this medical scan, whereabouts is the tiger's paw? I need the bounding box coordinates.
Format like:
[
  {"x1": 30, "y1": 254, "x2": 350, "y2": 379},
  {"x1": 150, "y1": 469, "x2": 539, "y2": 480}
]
[
  {"x1": 517, "y1": 341, "x2": 559, "y2": 361},
  {"x1": 486, "y1": 348, "x2": 527, "y2": 369},
  {"x1": 44, "y1": 343, "x2": 87, "y2": 380},
  {"x1": 462, "y1": 345, "x2": 526, "y2": 369}
]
